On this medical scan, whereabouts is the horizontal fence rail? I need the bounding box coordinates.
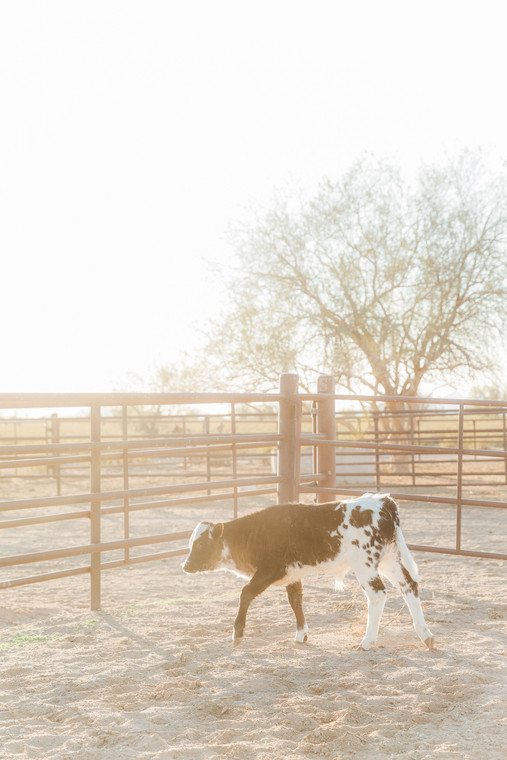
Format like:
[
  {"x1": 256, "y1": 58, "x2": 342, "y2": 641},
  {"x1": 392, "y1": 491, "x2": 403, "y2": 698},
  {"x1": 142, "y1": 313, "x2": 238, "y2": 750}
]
[{"x1": 1, "y1": 378, "x2": 506, "y2": 609}]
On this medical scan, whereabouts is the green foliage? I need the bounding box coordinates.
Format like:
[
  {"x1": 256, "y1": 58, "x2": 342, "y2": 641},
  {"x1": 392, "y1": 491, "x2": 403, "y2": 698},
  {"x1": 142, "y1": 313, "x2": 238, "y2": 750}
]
[{"x1": 205, "y1": 151, "x2": 507, "y2": 395}]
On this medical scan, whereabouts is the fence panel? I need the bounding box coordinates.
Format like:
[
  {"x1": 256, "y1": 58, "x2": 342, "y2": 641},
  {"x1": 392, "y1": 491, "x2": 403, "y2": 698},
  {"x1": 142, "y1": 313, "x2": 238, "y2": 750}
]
[
  {"x1": 1, "y1": 382, "x2": 506, "y2": 610},
  {"x1": 0, "y1": 391, "x2": 285, "y2": 607},
  {"x1": 301, "y1": 391, "x2": 507, "y2": 562}
]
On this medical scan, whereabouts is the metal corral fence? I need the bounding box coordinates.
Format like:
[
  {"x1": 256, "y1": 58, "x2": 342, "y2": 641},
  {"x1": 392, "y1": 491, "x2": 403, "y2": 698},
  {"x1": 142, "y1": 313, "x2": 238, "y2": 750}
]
[
  {"x1": 4, "y1": 398, "x2": 507, "y2": 491},
  {"x1": 1, "y1": 375, "x2": 506, "y2": 610}
]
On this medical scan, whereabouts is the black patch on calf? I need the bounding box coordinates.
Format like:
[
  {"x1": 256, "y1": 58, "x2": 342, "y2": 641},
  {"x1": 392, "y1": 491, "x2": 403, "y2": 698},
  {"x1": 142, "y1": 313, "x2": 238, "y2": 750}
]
[
  {"x1": 377, "y1": 496, "x2": 400, "y2": 543},
  {"x1": 401, "y1": 565, "x2": 419, "y2": 597},
  {"x1": 349, "y1": 506, "x2": 374, "y2": 528},
  {"x1": 369, "y1": 576, "x2": 386, "y2": 592}
]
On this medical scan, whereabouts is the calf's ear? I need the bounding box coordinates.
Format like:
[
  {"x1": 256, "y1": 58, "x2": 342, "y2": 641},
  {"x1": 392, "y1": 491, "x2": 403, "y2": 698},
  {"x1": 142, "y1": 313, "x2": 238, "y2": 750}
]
[{"x1": 211, "y1": 523, "x2": 224, "y2": 539}]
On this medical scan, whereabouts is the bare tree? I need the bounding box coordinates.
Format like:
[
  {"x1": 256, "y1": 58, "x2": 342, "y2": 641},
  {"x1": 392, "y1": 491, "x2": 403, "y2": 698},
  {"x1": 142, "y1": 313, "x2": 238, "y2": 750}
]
[{"x1": 206, "y1": 152, "x2": 507, "y2": 399}]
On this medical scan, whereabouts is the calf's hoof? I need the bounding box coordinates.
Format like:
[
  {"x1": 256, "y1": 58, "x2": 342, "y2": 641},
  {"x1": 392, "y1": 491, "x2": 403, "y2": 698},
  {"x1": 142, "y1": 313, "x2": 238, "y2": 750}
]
[
  {"x1": 294, "y1": 625, "x2": 309, "y2": 644},
  {"x1": 232, "y1": 630, "x2": 244, "y2": 646},
  {"x1": 358, "y1": 641, "x2": 373, "y2": 651},
  {"x1": 424, "y1": 635, "x2": 436, "y2": 650}
]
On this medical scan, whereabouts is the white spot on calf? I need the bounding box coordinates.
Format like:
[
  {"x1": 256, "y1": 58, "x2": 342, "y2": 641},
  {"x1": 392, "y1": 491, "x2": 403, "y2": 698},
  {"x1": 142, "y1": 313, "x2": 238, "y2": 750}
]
[
  {"x1": 344, "y1": 492, "x2": 388, "y2": 511},
  {"x1": 218, "y1": 545, "x2": 252, "y2": 580},
  {"x1": 189, "y1": 521, "x2": 211, "y2": 548}
]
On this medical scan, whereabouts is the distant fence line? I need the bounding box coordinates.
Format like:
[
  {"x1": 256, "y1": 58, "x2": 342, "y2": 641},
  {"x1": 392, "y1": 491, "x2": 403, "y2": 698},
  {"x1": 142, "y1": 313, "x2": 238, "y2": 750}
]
[
  {"x1": 1, "y1": 378, "x2": 507, "y2": 610},
  {"x1": 2, "y1": 402, "x2": 507, "y2": 490}
]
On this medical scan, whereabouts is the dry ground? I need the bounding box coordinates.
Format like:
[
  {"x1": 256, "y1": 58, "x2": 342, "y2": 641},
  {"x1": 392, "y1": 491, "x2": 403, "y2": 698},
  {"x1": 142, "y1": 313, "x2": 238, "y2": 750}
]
[{"x1": 1, "y1": 486, "x2": 506, "y2": 760}]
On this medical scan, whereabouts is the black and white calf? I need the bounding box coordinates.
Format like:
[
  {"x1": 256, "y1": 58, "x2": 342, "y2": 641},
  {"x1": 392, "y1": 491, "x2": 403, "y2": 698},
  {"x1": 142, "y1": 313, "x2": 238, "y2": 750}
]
[{"x1": 182, "y1": 493, "x2": 435, "y2": 650}]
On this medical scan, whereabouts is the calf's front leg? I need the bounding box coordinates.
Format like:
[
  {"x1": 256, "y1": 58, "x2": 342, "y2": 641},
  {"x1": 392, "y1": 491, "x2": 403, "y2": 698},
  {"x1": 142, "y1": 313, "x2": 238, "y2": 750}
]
[
  {"x1": 286, "y1": 581, "x2": 308, "y2": 643},
  {"x1": 233, "y1": 569, "x2": 280, "y2": 644}
]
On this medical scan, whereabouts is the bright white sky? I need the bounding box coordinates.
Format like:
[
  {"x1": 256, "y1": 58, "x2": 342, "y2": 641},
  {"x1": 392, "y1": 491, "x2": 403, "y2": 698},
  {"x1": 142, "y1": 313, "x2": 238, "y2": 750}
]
[{"x1": 1, "y1": 0, "x2": 506, "y2": 393}]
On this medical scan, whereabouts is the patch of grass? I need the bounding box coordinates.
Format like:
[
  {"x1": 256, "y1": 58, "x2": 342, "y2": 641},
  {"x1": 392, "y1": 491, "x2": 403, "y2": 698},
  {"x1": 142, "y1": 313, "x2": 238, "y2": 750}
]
[
  {"x1": 0, "y1": 618, "x2": 100, "y2": 650},
  {"x1": 0, "y1": 630, "x2": 55, "y2": 650}
]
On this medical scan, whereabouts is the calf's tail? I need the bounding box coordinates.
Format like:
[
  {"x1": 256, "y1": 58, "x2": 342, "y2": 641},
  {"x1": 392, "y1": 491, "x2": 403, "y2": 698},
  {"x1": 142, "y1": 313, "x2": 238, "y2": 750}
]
[{"x1": 395, "y1": 524, "x2": 419, "y2": 583}]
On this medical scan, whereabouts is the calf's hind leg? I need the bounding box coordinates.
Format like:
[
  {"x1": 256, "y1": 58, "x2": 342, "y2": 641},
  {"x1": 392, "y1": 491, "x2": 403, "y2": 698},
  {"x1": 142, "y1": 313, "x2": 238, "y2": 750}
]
[
  {"x1": 286, "y1": 581, "x2": 308, "y2": 643},
  {"x1": 380, "y1": 553, "x2": 435, "y2": 649},
  {"x1": 351, "y1": 564, "x2": 388, "y2": 650}
]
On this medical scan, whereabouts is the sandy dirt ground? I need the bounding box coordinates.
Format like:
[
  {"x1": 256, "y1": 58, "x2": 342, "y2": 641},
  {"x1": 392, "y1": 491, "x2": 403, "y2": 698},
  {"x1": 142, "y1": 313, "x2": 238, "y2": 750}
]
[{"x1": 1, "y1": 487, "x2": 506, "y2": 760}]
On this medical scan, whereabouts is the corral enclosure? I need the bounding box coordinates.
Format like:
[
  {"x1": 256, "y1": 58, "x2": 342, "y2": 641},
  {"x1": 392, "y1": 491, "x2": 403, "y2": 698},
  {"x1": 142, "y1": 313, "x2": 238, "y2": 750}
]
[{"x1": 1, "y1": 381, "x2": 506, "y2": 760}]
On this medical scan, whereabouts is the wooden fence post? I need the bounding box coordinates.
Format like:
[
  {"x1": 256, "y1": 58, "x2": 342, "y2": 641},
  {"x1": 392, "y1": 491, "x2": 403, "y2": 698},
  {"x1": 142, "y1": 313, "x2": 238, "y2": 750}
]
[
  {"x1": 277, "y1": 373, "x2": 301, "y2": 503},
  {"x1": 231, "y1": 402, "x2": 238, "y2": 519},
  {"x1": 503, "y1": 412, "x2": 507, "y2": 485},
  {"x1": 316, "y1": 375, "x2": 336, "y2": 503},
  {"x1": 50, "y1": 413, "x2": 61, "y2": 495},
  {"x1": 90, "y1": 404, "x2": 101, "y2": 610},
  {"x1": 204, "y1": 415, "x2": 211, "y2": 495},
  {"x1": 456, "y1": 403, "x2": 464, "y2": 553},
  {"x1": 122, "y1": 405, "x2": 130, "y2": 564},
  {"x1": 373, "y1": 410, "x2": 381, "y2": 491}
]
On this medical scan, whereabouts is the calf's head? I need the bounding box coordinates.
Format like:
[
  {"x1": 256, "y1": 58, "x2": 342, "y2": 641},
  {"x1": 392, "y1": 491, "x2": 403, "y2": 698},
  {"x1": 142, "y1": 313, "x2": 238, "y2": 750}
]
[{"x1": 182, "y1": 521, "x2": 224, "y2": 574}]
